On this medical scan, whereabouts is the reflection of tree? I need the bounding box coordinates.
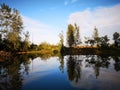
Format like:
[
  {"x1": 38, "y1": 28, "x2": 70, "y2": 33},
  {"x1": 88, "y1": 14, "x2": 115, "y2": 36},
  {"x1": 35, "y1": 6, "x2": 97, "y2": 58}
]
[
  {"x1": 0, "y1": 59, "x2": 22, "y2": 90},
  {"x1": 23, "y1": 56, "x2": 31, "y2": 75},
  {"x1": 85, "y1": 55, "x2": 100, "y2": 78},
  {"x1": 66, "y1": 55, "x2": 82, "y2": 83},
  {"x1": 75, "y1": 59, "x2": 81, "y2": 82},
  {"x1": 58, "y1": 55, "x2": 64, "y2": 73},
  {"x1": 39, "y1": 53, "x2": 52, "y2": 60},
  {"x1": 100, "y1": 55, "x2": 110, "y2": 68},
  {"x1": 85, "y1": 55, "x2": 110, "y2": 78},
  {"x1": 0, "y1": 55, "x2": 31, "y2": 90},
  {"x1": 113, "y1": 56, "x2": 120, "y2": 71},
  {"x1": 65, "y1": 55, "x2": 120, "y2": 83}
]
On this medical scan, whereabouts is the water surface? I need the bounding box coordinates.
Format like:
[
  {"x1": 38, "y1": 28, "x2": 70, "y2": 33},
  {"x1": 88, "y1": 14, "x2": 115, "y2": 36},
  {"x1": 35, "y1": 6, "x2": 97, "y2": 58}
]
[{"x1": 0, "y1": 55, "x2": 120, "y2": 90}]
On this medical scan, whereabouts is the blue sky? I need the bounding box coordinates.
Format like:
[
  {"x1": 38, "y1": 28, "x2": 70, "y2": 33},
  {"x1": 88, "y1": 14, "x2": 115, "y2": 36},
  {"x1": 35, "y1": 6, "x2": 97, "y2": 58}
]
[{"x1": 0, "y1": 0, "x2": 120, "y2": 44}]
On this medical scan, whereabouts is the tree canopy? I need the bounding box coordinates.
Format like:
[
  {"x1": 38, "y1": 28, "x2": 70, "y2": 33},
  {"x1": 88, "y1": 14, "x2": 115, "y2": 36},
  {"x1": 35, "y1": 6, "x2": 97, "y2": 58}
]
[{"x1": 0, "y1": 3, "x2": 29, "y2": 52}]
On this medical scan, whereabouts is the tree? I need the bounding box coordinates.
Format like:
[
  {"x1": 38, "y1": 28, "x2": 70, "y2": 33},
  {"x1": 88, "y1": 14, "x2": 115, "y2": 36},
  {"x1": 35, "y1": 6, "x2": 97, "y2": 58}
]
[
  {"x1": 93, "y1": 27, "x2": 100, "y2": 46},
  {"x1": 66, "y1": 24, "x2": 75, "y2": 47},
  {"x1": 0, "y1": 3, "x2": 24, "y2": 52},
  {"x1": 100, "y1": 35, "x2": 110, "y2": 48},
  {"x1": 59, "y1": 31, "x2": 64, "y2": 47},
  {"x1": 84, "y1": 37, "x2": 95, "y2": 46},
  {"x1": 93, "y1": 27, "x2": 99, "y2": 39},
  {"x1": 30, "y1": 43, "x2": 37, "y2": 51},
  {"x1": 0, "y1": 33, "x2": 3, "y2": 50},
  {"x1": 84, "y1": 37, "x2": 89, "y2": 46},
  {"x1": 66, "y1": 24, "x2": 82, "y2": 47},
  {"x1": 21, "y1": 31, "x2": 30, "y2": 51},
  {"x1": 59, "y1": 31, "x2": 64, "y2": 53},
  {"x1": 84, "y1": 27, "x2": 100, "y2": 47},
  {"x1": 88, "y1": 39, "x2": 95, "y2": 46},
  {"x1": 74, "y1": 24, "x2": 81, "y2": 46},
  {"x1": 113, "y1": 32, "x2": 120, "y2": 47},
  {"x1": 113, "y1": 32, "x2": 119, "y2": 40}
]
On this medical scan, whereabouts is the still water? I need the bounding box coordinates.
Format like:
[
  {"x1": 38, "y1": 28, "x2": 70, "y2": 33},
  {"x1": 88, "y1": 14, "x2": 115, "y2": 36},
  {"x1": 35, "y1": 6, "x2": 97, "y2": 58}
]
[{"x1": 0, "y1": 55, "x2": 120, "y2": 90}]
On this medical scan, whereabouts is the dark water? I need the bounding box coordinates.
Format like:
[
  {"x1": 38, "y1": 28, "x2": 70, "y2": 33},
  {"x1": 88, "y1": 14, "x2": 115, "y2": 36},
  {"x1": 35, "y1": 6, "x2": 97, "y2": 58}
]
[{"x1": 0, "y1": 55, "x2": 120, "y2": 90}]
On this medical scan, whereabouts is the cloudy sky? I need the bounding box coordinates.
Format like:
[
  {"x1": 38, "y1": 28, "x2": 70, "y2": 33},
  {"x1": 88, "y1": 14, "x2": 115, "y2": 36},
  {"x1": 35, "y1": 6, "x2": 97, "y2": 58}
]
[{"x1": 0, "y1": 0, "x2": 120, "y2": 44}]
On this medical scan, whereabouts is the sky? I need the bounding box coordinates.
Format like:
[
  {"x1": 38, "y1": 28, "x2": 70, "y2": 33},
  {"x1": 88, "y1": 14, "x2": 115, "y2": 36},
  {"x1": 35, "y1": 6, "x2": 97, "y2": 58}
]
[{"x1": 0, "y1": 0, "x2": 120, "y2": 44}]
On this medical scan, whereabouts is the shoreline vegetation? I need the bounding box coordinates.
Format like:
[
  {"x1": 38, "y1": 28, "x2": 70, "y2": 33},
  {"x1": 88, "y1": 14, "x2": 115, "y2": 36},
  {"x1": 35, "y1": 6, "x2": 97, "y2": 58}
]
[
  {"x1": 0, "y1": 51, "x2": 12, "y2": 62},
  {"x1": 1, "y1": 46, "x2": 120, "y2": 56},
  {"x1": 1, "y1": 45, "x2": 120, "y2": 62},
  {"x1": 0, "y1": 47, "x2": 120, "y2": 62},
  {"x1": 61, "y1": 46, "x2": 120, "y2": 55}
]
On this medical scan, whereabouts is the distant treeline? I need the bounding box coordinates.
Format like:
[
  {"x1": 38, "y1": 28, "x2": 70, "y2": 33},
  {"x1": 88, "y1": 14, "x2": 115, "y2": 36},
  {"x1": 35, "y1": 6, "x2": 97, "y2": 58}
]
[
  {"x1": 59, "y1": 24, "x2": 120, "y2": 55},
  {"x1": 61, "y1": 24, "x2": 120, "y2": 48}
]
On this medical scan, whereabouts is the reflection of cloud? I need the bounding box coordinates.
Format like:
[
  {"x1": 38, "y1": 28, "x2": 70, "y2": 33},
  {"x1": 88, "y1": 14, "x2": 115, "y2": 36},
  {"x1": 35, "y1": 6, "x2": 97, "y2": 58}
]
[
  {"x1": 68, "y1": 56, "x2": 120, "y2": 90},
  {"x1": 71, "y1": 68, "x2": 120, "y2": 90},
  {"x1": 22, "y1": 15, "x2": 58, "y2": 44},
  {"x1": 68, "y1": 4, "x2": 120, "y2": 42},
  {"x1": 23, "y1": 71, "x2": 50, "y2": 85}
]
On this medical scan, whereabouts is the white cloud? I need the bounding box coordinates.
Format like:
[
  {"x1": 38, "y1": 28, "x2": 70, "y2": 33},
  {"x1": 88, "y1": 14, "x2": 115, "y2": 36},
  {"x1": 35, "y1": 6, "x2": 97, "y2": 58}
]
[
  {"x1": 68, "y1": 4, "x2": 120, "y2": 43},
  {"x1": 22, "y1": 15, "x2": 59, "y2": 44}
]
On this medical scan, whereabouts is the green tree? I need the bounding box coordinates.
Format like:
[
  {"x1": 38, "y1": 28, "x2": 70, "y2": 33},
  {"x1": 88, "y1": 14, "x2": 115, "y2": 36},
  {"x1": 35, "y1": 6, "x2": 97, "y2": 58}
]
[
  {"x1": 84, "y1": 37, "x2": 89, "y2": 46},
  {"x1": 85, "y1": 27, "x2": 100, "y2": 47},
  {"x1": 20, "y1": 31, "x2": 30, "y2": 51},
  {"x1": 74, "y1": 24, "x2": 81, "y2": 46},
  {"x1": 66, "y1": 24, "x2": 75, "y2": 47},
  {"x1": 113, "y1": 32, "x2": 120, "y2": 47},
  {"x1": 84, "y1": 37, "x2": 95, "y2": 46},
  {"x1": 0, "y1": 34, "x2": 3, "y2": 50},
  {"x1": 93, "y1": 27, "x2": 99, "y2": 39},
  {"x1": 93, "y1": 27, "x2": 100, "y2": 46},
  {"x1": 100, "y1": 35, "x2": 110, "y2": 48},
  {"x1": 0, "y1": 3, "x2": 24, "y2": 52},
  {"x1": 0, "y1": 3, "x2": 11, "y2": 38},
  {"x1": 39, "y1": 42, "x2": 50, "y2": 50},
  {"x1": 59, "y1": 31, "x2": 64, "y2": 53},
  {"x1": 113, "y1": 32, "x2": 119, "y2": 40},
  {"x1": 88, "y1": 39, "x2": 95, "y2": 46},
  {"x1": 59, "y1": 31, "x2": 64, "y2": 47},
  {"x1": 30, "y1": 43, "x2": 37, "y2": 51}
]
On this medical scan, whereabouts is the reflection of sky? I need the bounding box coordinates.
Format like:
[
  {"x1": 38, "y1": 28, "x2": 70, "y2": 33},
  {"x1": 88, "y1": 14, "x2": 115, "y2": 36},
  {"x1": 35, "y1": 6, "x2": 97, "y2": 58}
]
[
  {"x1": 21, "y1": 55, "x2": 120, "y2": 90},
  {"x1": 22, "y1": 57, "x2": 60, "y2": 85}
]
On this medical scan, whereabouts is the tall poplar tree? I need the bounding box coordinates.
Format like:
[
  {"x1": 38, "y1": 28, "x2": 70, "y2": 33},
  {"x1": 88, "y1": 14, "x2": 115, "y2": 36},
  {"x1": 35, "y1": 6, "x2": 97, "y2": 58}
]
[
  {"x1": 66, "y1": 24, "x2": 75, "y2": 47},
  {"x1": 74, "y1": 23, "x2": 81, "y2": 46}
]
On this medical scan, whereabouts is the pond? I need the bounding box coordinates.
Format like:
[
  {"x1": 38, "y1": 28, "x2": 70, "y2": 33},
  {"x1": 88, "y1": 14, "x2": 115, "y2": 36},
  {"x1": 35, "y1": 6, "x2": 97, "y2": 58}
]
[{"x1": 0, "y1": 54, "x2": 120, "y2": 90}]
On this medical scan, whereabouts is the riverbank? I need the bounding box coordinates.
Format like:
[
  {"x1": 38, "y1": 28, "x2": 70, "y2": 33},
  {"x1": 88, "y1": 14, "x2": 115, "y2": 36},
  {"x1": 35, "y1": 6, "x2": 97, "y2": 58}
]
[
  {"x1": 1, "y1": 47, "x2": 120, "y2": 62},
  {"x1": 17, "y1": 49, "x2": 59, "y2": 55},
  {"x1": 0, "y1": 51, "x2": 12, "y2": 62},
  {"x1": 61, "y1": 47, "x2": 120, "y2": 55}
]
